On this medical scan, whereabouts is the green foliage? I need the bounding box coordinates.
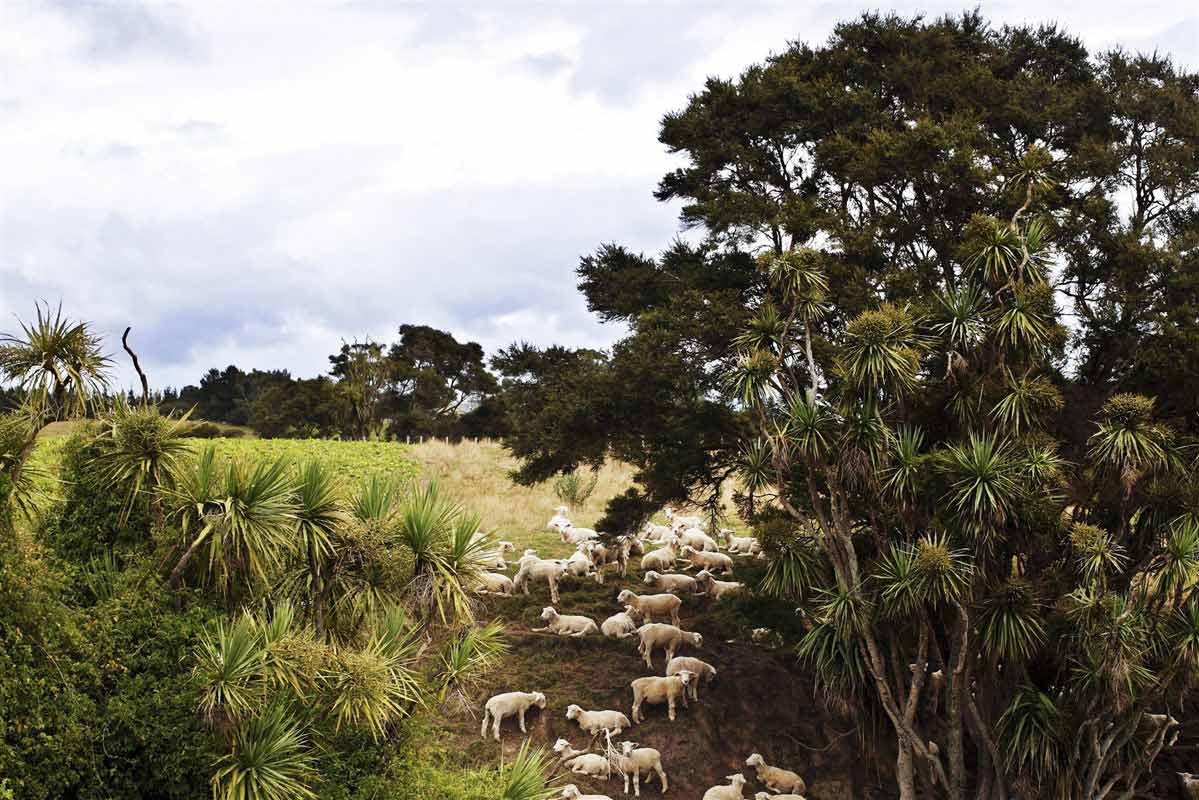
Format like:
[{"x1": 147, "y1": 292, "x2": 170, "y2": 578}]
[
  {"x1": 212, "y1": 702, "x2": 318, "y2": 800},
  {"x1": 0, "y1": 302, "x2": 111, "y2": 420},
  {"x1": 551, "y1": 468, "x2": 598, "y2": 511},
  {"x1": 499, "y1": 741, "x2": 559, "y2": 800}
]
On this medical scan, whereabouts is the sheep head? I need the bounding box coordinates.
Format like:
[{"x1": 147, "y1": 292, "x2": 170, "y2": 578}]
[
  {"x1": 552, "y1": 738, "x2": 571, "y2": 753},
  {"x1": 684, "y1": 631, "x2": 703, "y2": 647},
  {"x1": 561, "y1": 784, "x2": 581, "y2": 799},
  {"x1": 680, "y1": 545, "x2": 696, "y2": 556},
  {"x1": 676, "y1": 669, "x2": 695, "y2": 686},
  {"x1": 617, "y1": 589, "x2": 635, "y2": 604},
  {"x1": 565, "y1": 704, "x2": 582, "y2": 720},
  {"x1": 540, "y1": 607, "x2": 558, "y2": 621},
  {"x1": 726, "y1": 775, "x2": 747, "y2": 788},
  {"x1": 746, "y1": 753, "x2": 764, "y2": 767},
  {"x1": 643, "y1": 571, "x2": 660, "y2": 584},
  {"x1": 532, "y1": 692, "x2": 547, "y2": 708},
  {"x1": 498, "y1": 540, "x2": 515, "y2": 553},
  {"x1": 619, "y1": 741, "x2": 637, "y2": 754}
]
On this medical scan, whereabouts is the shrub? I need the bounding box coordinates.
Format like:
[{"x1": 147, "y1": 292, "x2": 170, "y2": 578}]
[{"x1": 552, "y1": 469, "x2": 598, "y2": 511}]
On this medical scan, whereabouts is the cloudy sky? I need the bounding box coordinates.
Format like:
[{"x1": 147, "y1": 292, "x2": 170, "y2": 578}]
[{"x1": 2, "y1": 1, "x2": 1196, "y2": 389}]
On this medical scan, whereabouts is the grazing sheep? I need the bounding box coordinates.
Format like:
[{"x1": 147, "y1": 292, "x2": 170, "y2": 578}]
[
  {"x1": 679, "y1": 529, "x2": 720, "y2": 552},
  {"x1": 561, "y1": 785, "x2": 615, "y2": 800},
  {"x1": 513, "y1": 557, "x2": 567, "y2": 604},
  {"x1": 745, "y1": 754, "x2": 805, "y2": 795},
  {"x1": 643, "y1": 570, "x2": 703, "y2": 594},
  {"x1": 666, "y1": 656, "x2": 717, "y2": 703},
  {"x1": 560, "y1": 525, "x2": 600, "y2": 545},
  {"x1": 553, "y1": 740, "x2": 612, "y2": 780},
  {"x1": 636, "y1": 623, "x2": 703, "y2": 668},
  {"x1": 476, "y1": 572, "x2": 514, "y2": 595},
  {"x1": 565, "y1": 704, "x2": 632, "y2": 735},
  {"x1": 754, "y1": 794, "x2": 805, "y2": 800},
  {"x1": 695, "y1": 569, "x2": 745, "y2": 599},
  {"x1": 639, "y1": 542, "x2": 679, "y2": 572},
  {"x1": 702, "y1": 774, "x2": 748, "y2": 800},
  {"x1": 602, "y1": 608, "x2": 639, "y2": 638},
  {"x1": 536, "y1": 607, "x2": 599, "y2": 637},
  {"x1": 630, "y1": 671, "x2": 693, "y2": 723},
  {"x1": 617, "y1": 589, "x2": 682, "y2": 626},
  {"x1": 679, "y1": 545, "x2": 734, "y2": 574},
  {"x1": 479, "y1": 691, "x2": 546, "y2": 741},
  {"x1": 611, "y1": 741, "x2": 668, "y2": 797}
]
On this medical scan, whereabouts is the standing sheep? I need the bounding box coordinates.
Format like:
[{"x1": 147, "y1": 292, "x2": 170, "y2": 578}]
[
  {"x1": 679, "y1": 528, "x2": 720, "y2": 552},
  {"x1": 479, "y1": 691, "x2": 546, "y2": 741},
  {"x1": 513, "y1": 556, "x2": 567, "y2": 604},
  {"x1": 565, "y1": 704, "x2": 632, "y2": 735},
  {"x1": 536, "y1": 607, "x2": 599, "y2": 637},
  {"x1": 611, "y1": 740, "x2": 668, "y2": 797},
  {"x1": 666, "y1": 656, "x2": 717, "y2": 703},
  {"x1": 745, "y1": 754, "x2": 805, "y2": 795},
  {"x1": 602, "y1": 607, "x2": 640, "y2": 638},
  {"x1": 702, "y1": 774, "x2": 748, "y2": 800},
  {"x1": 636, "y1": 623, "x2": 703, "y2": 668},
  {"x1": 617, "y1": 589, "x2": 682, "y2": 626},
  {"x1": 630, "y1": 670, "x2": 693, "y2": 723},
  {"x1": 584, "y1": 539, "x2": 630, "y2": 581}
]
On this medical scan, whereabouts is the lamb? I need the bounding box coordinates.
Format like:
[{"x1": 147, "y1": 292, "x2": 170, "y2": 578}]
[
  {"x1": 702, "y1": 774, "x2": 748, "y2": 800},
  {"x1": 642, "y1": 522, "x2": 673, "y2": 542},
  {"x1": 479, "y1": 690, "x2": 546, "y2": 741},
  {"x1": 666, "y1": 656, "x2": 717, "y2": 703},
  {"x1": 643, "y1": 570, "x2": 703, "y2": 594},
  {"x1": 1178, "y1": 773, "x2": 1199, "y2": 800},
  {"x1": 475, "y1": 572, "x2": 514, "y2": 595},
  {"x1": 745, "y1": 754, "x2": 806, "y2": 795},
  {"x1": 636, "y1": 622, "x2": 703, "y2": 668},
  {"x1": 552, "y1": 740, "x2": 612, "y2": 780},
  {"x1": 630, "y1": 671, "x2": 693, "y2": 723},
  {"x1": 601, "y1": 607, "x2": 640, "y2": 638},
  {"x1": 625, "y1": 535, "x2": 646, "y2": 557},
  {"x1": 611, "y1": 740, "x2": 668, "y2": 797},
  {"x1": 695, "y1": 569, "x2": 745, "y2": 599},
  {"x1": 679, "y1": 545, "x2": 734, "y2": 574},
  {"x1": 561, "y1": 785, "x2": 615, "y2": 800},
  {"x1": 560, "y1": 525, "x2": 600, "y2": 545},
  {"x1": 639, "y1": 541, "x2": 678, "y2": 572},
  {"x1": 617, "y1": 589, "x2": 682, "y2": 626},
  {"x1": 565, "y1": 704, "x2": 632, "y2": 735},
  {"x1": 536, "y1": 607, "x2": 599, "y2": 637},
  {"x1": 513, "y1": 556, "x2": 567, "y2": 604},
  {"x1": 664, "y1": 506, "x2": 703, "y2": 531},
  {"x1": 753, "y1": 794, "x2": 806, "y2": 800},
  {"x1": 679, "y1": 528, "x2": 720, "y2": 552}
]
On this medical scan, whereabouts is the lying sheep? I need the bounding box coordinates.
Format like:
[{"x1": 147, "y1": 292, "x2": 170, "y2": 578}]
[
  {"x1": 564, "y1": 550, "x2": 597, "y2": 578},
  {"x1": 1178, "y1": 773, "x2": 1199, "y2": 800},
  {"x1": 702, "y1": 774, "x2": 748, "y2": 800},
  {"x1": 536, "y1": 607, "x2": 599, "y2": 637},
  {"x1": 561, "y1": 785, "x2": 615, "y2": 800},
  {"x1": 476, "y1": 572, "x2": 514, "y2": 595},
  {"x1": 560, "y1": 525, "x2": 600, "y2": 545},
  {"x1": 666, "y1": 656, "x2": 717, "y2": 703},
  {"x1": 643, "y1": 570, "x2": 703, "y2": 594},
  {"x1": 565, "y1": 704, "x2": 631, "y2": 735},
  {"x1": 639, "y1": 542, "x2": 679, "y2": 572},
  {"x1": 754, "y1": 794, "x2": 805, "y2": 800},
  {"x1": 636, "y1": 623, "x2": 702, "y2": 668},
  {"x1": 745, "y1": 754, "x2": 805, "y2": 795},
  {"x1": 642, "y1": 522, "x2": 673, "y2": 542},
  {"x1": 630, "y1": 670, "x2": 693, "y2": 723},
  {"x1": 552, "y1": 740, "x2": 612, "y2": 780},
  {"x1": 479, "y1": 690, "x2": 546, "y2": 741},
  {"x1": 664, "y1": 506, "x2": 703, "y2": 531},
  {"x1": 724, "y1": 533, "x2": 761, "y2": 556},
  {"x1": 548, "y1": 506, "x2": 572, "y2": 531},
  {"x1": 695, "y1": 569, "x2": 745, "y2": 599},
  {"x1": 617, "y1": 589, "x2": 682, "y2": 626},
  {"x1": 679, "y1": 528, "x2": 720, "y2": 552},
  {"x1": 612, "y1": 741, "x2": 668, "y2": 797},
  {"x1": 679, "y1": 545, "x2": 734, "y2": 574},
  {"x1": 602, "y1": 607, "x2": 640, "y2": 638},
  {"x1": 513, "y1": 556, "x2": 567, "y2": 604}
]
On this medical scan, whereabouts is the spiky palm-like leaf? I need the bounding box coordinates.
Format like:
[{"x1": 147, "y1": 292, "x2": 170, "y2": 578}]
[
  {"x1": 881, "y1": 425, "x2": 924, "y2": 505},
  {"x1": 941, "y1": 433, "x2": 1021, "y2": 525},
  {"x1": 499, "y1": 741, "x2": 559, "y2": 800},
  {"x1": 785, "y1": 395, "x2": 835, "y2": 459},
  {"x1": 211, "y1": 457, "x2": 298, "y2": 595},
  {"x1": 92, "y1": 399, "x2": 193, "y2": 525},
  {"x1": 996, "y1": 687, "x2": 1064, "y2": 788},
  {"x1": 931, "y1": 284, "x2": 989, "y2": 354},
  {"x1": 194, "y1": 616, "x2": 265, "y2": 728},
  {"x1": 1156, "y1": 517, "x2": 1199, "y2": 603},
  {"x1": 727, "y1": 349, "x2": 779, "y2": 408},
  {"x1": 737, "y1": 438, "x2": 773, "y2": 497},
  {"x1": 977, "y1": 578, "x2": 1045, "y2": 662},
  {"x1": 438, "y1": 620, "x2": 508, "y2": 710},
  {"x1": 0, "y1": 302, "x2": 111, "y2": 419},
  {"x1": 990, "y1": 371, "x2": 1062, "y2": 435},
  {"x1": 813, "y1": 583, "x2": 870, "y2": 641},
  {"x1": 759, "y1": 531, "x2": 824, "y2": 600},
  {"x1": 293, "y1": 460, "x2": 343, "y2": 567},
  {"x1": 873, "y1": 544, "x2": 922, "y2": 619},
  {"x1": 350, "y1": 473, "x2": 400, "y2": 523},
  {"x1": 211, "y1": 703, "x2": 317, "y2": 800},
  {"x1": 795, "y1": 620, "x2": 870, "y2": 694},
  {"x1": 842, "y1": 305, "x2": 924, "y2": 395},
  {"x1": 965, "y1": 220, "x2": 1022, "y2": 286},
  {"x1": 992, "y1": 286, "x2": 1052, "y2": 354},
  {"x1": 1087, "y1": 394, "x2": 1175, "y2": 494},
  {"x1": 734, "y1": 302, "x2": 787, "y2": 352},
  {"x1": 1067, "y1": 522, "x2": 1127, "y2": 585}
]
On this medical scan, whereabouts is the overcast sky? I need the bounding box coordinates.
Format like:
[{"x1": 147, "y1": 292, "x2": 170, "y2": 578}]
[{"x1": 2, "y1": 1, "x2": 1196, "y2": 389}]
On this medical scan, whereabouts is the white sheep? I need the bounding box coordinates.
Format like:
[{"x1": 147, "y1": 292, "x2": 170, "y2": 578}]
[
  {"x1": 617, "y1": 589, "x2": 682, "y2": 626},
  {"x1": 664, "y1": 506, "x2": 703, "y2": 530},
  {"x1": 643, "y1": 570, "x2": 703, "y2": 594},
  {"x1": 1178, "y1": 773, "x2": 1199, "y2": 800},
  {"x1": 564, "y1": 550, "x2": 597, "y2": 578},
  {"x1": 611, "y1": 740, "x2": 668, "y2": 797},
  {"x1": 630, "y1": 670, "x2": 693, "y2": 723},
  {"x1": 754, "y1": 794, "x2": 805, "y2": 800},
  {"x1": 724, "y1": 533, "x2": 761, "y2": 556},
  {"x1": 560, "y1": 525, "x2": 600, "y2": 545},
  {"x1": 548, "y1": 507, "x2": 572, "y2": 531},
  {"x1": 565, "y1": 704, "x2": 632, "y2": 735},
  {"x1": 479, "y1": 690, "x2": 546, "y2": 741},
  {"x1": 553, "y1": 740, "x2": 612, "y2": 780},
  {"x1": 475, "y1": 572, "x2": 514, "y2": 595},
  {"x1": 679, "y1": 545, "x2": 734, "y2": 574},
  {"x1": 584, "y1": 539, "x2": 630, "y2": 580},
  {"x1": 745, "y1": 754, "x2": 805, "y2": 795},
  {"x1": 561, "y1": 785, "x2": 614, "y2": 800},
  {"x1": 636, "y1": 622, "x2": 703, "y2": 668},
  {"x1": 695, "y1": 569, "x2": 745, "y2": 599},
  {"x1": 642, "y1": 522, "x2": 673, "y2": 542},
  {"x1": 513, "y1": 556, "x2": 567, "y2": 604},
  {"x1": 602, "y1": 607, "x2": 640, "y2": 638},
  {"x1": 536, "y1": 607, "x2": 599, "y2": 637},
  {"x1": 639, "y1": 541, "x2": 678, "y2": 572},
  {"x1": 702, "y1": 774, "x2": 748, "y2": 800},
  {"x1": 666, "y1": 656, "x2": 717, "y2": 703},
  {"x1": 679, "y1": 528, "x2": 720, "y2": 552}
]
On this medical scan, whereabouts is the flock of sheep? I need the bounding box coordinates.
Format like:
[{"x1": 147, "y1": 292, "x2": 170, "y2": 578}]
[{"x1": 475, "y1": 506, "x2": 810, "y2": 800}]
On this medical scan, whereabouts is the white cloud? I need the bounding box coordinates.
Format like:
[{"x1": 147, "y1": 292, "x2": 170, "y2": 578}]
[{"x1": 1, "y1": 1, "x2": 1195, "y2": 390}]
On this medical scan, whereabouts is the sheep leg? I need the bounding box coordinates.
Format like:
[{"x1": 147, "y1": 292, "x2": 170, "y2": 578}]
[
  {"x1": 518, "y1": 709, "x2": 527, "y2": 733},
  {"x1": 549, "y1": 578, "x2": 560, "y2": 605},
  {"x1": 493, "y1": 715, "x2": 502, "y2": 741},
  {"x1": 643, "y1": 646, "x2": 653, "y2": 669},
  {"x1": 633, "y1": 769, "x2": 640, "y2": 797},
  {"x1": 655, "y1": 763, "x2": 668, "y2": 792},
  {"x1": 670, "y1": 609, "x2": 680, "y2": 626},
  {"x1": 480, "y1": 709, "x2": 490, "y2": 739}
]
